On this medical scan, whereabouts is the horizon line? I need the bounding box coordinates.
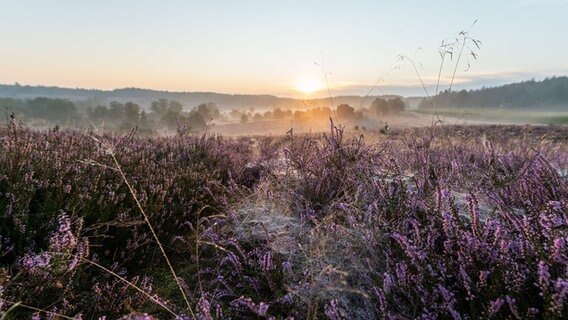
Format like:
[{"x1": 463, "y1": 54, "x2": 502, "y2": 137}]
[{"x1": 1, "y1": 75, "x2": 566, "y2": 100}]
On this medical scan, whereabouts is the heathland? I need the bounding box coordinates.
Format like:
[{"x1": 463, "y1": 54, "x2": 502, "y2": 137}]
[{"x1": 1, "y1": 120, "x2": 567, "y2": 318}]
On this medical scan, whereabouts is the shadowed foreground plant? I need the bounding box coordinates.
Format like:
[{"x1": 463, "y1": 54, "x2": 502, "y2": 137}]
[{"x1": 1, "y1": 124, "x2": 567, "y2": 319}]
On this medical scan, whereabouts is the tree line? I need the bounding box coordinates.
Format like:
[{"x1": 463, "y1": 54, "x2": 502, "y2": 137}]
[
  {"x1": 233, "y1": 97, "x2": 406, "y2": 123},
  {"x1": 1, "y1": 97, "x2": 222, "y2": 132},
  {"x1": 419, "y1": 76, "x2": 568, "y2": 110},
  {"x1": 2, "y1": 95, "x2": 406, "y2": 131}
]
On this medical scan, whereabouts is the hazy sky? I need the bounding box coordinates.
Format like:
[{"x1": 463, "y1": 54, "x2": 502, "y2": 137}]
[{"x1": 0, "y1": 0, "x2": 567, "y2": 97}]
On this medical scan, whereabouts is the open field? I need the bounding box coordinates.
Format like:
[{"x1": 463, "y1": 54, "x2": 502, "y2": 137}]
[
  {"x1": 207, "y1": 109, "x2": 568, "y2": 137},
  {"x1": 1, "y1": 123, "x2": 567, "y2": 319},
  {"x1": 414, "y1": 108, "x2": 568, "y2": 126}
]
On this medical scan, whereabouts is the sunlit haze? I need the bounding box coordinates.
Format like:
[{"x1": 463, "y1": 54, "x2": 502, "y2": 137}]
[{"x1": 1, "y1": 0, "x2": 567, "y2": 97}]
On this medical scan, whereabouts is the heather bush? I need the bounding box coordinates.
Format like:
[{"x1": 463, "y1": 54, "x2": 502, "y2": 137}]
[
  {"x1": 1, "y1": 123, "x2": 567, "y2": 319},
  {"x1": 0, "y1": 127, "x2": 264, "y2": 318},
  {"x1": 284, "y1": 120, "x2": 370, "y2": 220},
  {"x1": 278, "y1": 122, "x2": 568, "y2": 318}
]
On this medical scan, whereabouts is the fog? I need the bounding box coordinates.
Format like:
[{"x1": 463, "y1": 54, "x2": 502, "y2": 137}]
[
  {"x1": 0, "y1": 90, "x2": 417, "y2": 135},
  {"x1": 2, "y1": 77, "x2": 567, "y2": 135}
]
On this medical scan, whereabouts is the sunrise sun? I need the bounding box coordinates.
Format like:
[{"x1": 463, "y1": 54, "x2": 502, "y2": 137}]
[{"x1": 295, "y1": 78, "x2": 323, "y2": 94}]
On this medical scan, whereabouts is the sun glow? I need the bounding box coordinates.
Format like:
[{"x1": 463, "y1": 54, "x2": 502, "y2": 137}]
[{"x1": 295, "y1": 78, "x2": 323, "y2": 94}]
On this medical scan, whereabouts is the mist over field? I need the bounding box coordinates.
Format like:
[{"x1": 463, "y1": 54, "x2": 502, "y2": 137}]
[
  {"x1": 2, "y1": 76, "x2": 568, "y2": 136},
  {"x1": 1, "y1": 1, "x2": 568, "y2": 319}
]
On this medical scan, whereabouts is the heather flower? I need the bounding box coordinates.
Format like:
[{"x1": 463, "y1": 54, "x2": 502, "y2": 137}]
[
  {"x1": 49, "y1": 213, "x2": 79, "y2": 253},
  {"x1": 220, "y1": 251, "x2": 242, "y2": 274},
  {"x1": 487, "y1": 298, "x2": 504, "y2": 317},
  {"x1": 548, "y1": 200, "x2": 563, "y2": 213},
  {"x1": 325, "y1": 299, "x2": 346, "y2": 320},
  {"x1": 458, "y1": 266, "x2": 475, "y2": 301},
  {"x1": 261, "y1": 251, "x2": 275, "y2": 272},
  {"x1": 392, "y1": 232, "x2": 426, "y2": 262},
  {"x1": 382, "y1": 273, "x2": 394, "y2": 294},
  {"x1": 231, "y1": 296, "x2": 269, "y2": 316},
  {"x1": 197, "y1": 296, "x2": 213, "y2": 320},
  {"x1": 395, "y1": 263, "x2": 408, "y2": 285},
  {"x1": 119, "y1": 313, "x2": 156, "y2": 320},
  {"x1": 466, "y1": 193, "x2": 480, "y2": 237},
  {"x1": 20, "y1": 252, "x2": 52, "y2": 275},
  {"x1": 479, "y1": 270, "x2": 490, "y2": 288},
  {"x1": 258, "y1": 302, "x2": 269, "y2": 317},
  {"x1": 282, "y1": 261, "x2": 292, "y2": 274},
  {"x1": 550, "y1": 279, "x2": 568, "y2": 316},
  {"x1": 505, "y1": 295, "x2": 520, "y2": 319},
  {"x1": 437, "y1": 285, "x2": 460, "y2": 319},
  {"x1": 537, "y1": 261, "x2": 551, "y2": 296},
  {"x1": 527, "y1": 308, "x2": 540, "y2": 316},
  {"x1": 552, "y1": 237, "x2": 566, "y2": 263},
  {"x1": 0, "y1": 285, "x2": 4, "y2": 311}
]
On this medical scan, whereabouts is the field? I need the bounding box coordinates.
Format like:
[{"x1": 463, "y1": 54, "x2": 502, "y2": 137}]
[
  {"x1": 1, "y1": 122, "x2": 567, "y2": 319},
  {"x1": 414, "y1": 108, "x2": 568, "y2": 126}
]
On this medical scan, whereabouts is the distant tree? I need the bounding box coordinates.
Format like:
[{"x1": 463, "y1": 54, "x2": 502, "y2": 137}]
[
  {"x1": 196, "y1": 103, "x2": 212, "y2": 121},
  {"x1": 336, "y1": 104, "x2": 357, "y2": 120},
  {"x1": 168, "y1": 100, "x2": 183, "y2": 114},
  {"x1": 273, "y1": 108, "x2": 287, "y2": 119},
  {"x1": 240, "y1": 114, "x2": 249, "y2": 124},
  {"x1": 229, "y1": 109, "x2": 243, "y2": 120},
  {"x1": 150, "y1": 99, "x2": 169, "y2": 115},
  {"x1": 370, "y1": 98, "x2": 390, "y2": 116},
  {"x1": 108, "y1": 102, "x2": 125, "y2": 124},
  {"x1": 388, "y1": 97, "x2": 406, "y2": 113},
  {"x1": 161, "y1": 111, "x2": 180, "y2": 129},
  {"x1": 194, "y1": 102, "x2": 220, "y2": 122},
  {"x1": 294, "y1": 110, "x2": 307, "y2": 121},
  {"x1": 312, "y1": 107, "x2": 332, "y2": 118},
  {"x1": 0, "y1": 98, "x2": 26, "y2": 116},
  {"x1": 167, "y1": 100, "x2": 183, "y2": 115},
  {"x1": 139, "y1": 110, "x2": 150, "y2": 128},
  {"x1": 453, "y1": 90, "x2": 474, "y2": 108},
  {"x1": 418, "y1": 77, "x2": 568, "y2": 110},
  {"x1": 550, "y1": 82, "x2": 568, "y2": 102},
  {"x1": 187, "y1": 111, "x2": 206, "y2": 130},
  {"x1": 87, "y1": 105, "x2": 109, "y2": 124},
  {"x1": 123, "y1": 102, "x2": 140, "y2": 123},
  {"x1": 418, "y1": 98, "x2": 434, "y2": 109},
  {"x1": 28, "y1": 98, "x2": 79, "y2": 124}
]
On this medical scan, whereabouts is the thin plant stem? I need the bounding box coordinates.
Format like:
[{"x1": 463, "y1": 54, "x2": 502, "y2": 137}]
[
  {"x1": 78, "y1": 256, "x2": 179, "y2": 317},
  {"x1": 1, "y1": 300, "x2": 77, "y2": 320},
  {"x1": 319, "y1": 51, "x2": 335, "y2": 113},
  {"x1": 107, "y1": 149, "x2": 196, "y2": 319},
  {"x1": 435, "y1": 53, "x2": 446, "y2": 97},
  {"x1": 448, "y1": 37, "x2": 468, "y2": 93},
  {"x1": 449, "y1": 20, "x2": 478, "y2": 92}
]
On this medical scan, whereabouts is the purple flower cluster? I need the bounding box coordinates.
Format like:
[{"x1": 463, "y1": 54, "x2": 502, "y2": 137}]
[{"x1": 0, "y1": 123, "x2": 567, "y2": 319}]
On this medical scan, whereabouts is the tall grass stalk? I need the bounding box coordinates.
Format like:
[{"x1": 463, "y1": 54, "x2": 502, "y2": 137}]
[
  {"x1": 1, "y1": 300, "x2": 76, "y2": 320},
  {"x1": 77, "y1": 256, "x2": 179, "y2": 317},
  {"x1": 107, "y1": 149, "x2": 196, "y2": 319}
]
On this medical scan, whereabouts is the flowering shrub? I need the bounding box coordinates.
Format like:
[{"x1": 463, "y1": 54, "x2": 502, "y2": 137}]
[{"x1": 0, "y1": 123, "x2": 567, "y2": 319}]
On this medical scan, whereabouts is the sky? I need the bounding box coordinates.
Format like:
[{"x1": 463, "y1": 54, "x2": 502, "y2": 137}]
[{"x1": 0, "y1": 0, "x2": 567, "y2": 98}]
